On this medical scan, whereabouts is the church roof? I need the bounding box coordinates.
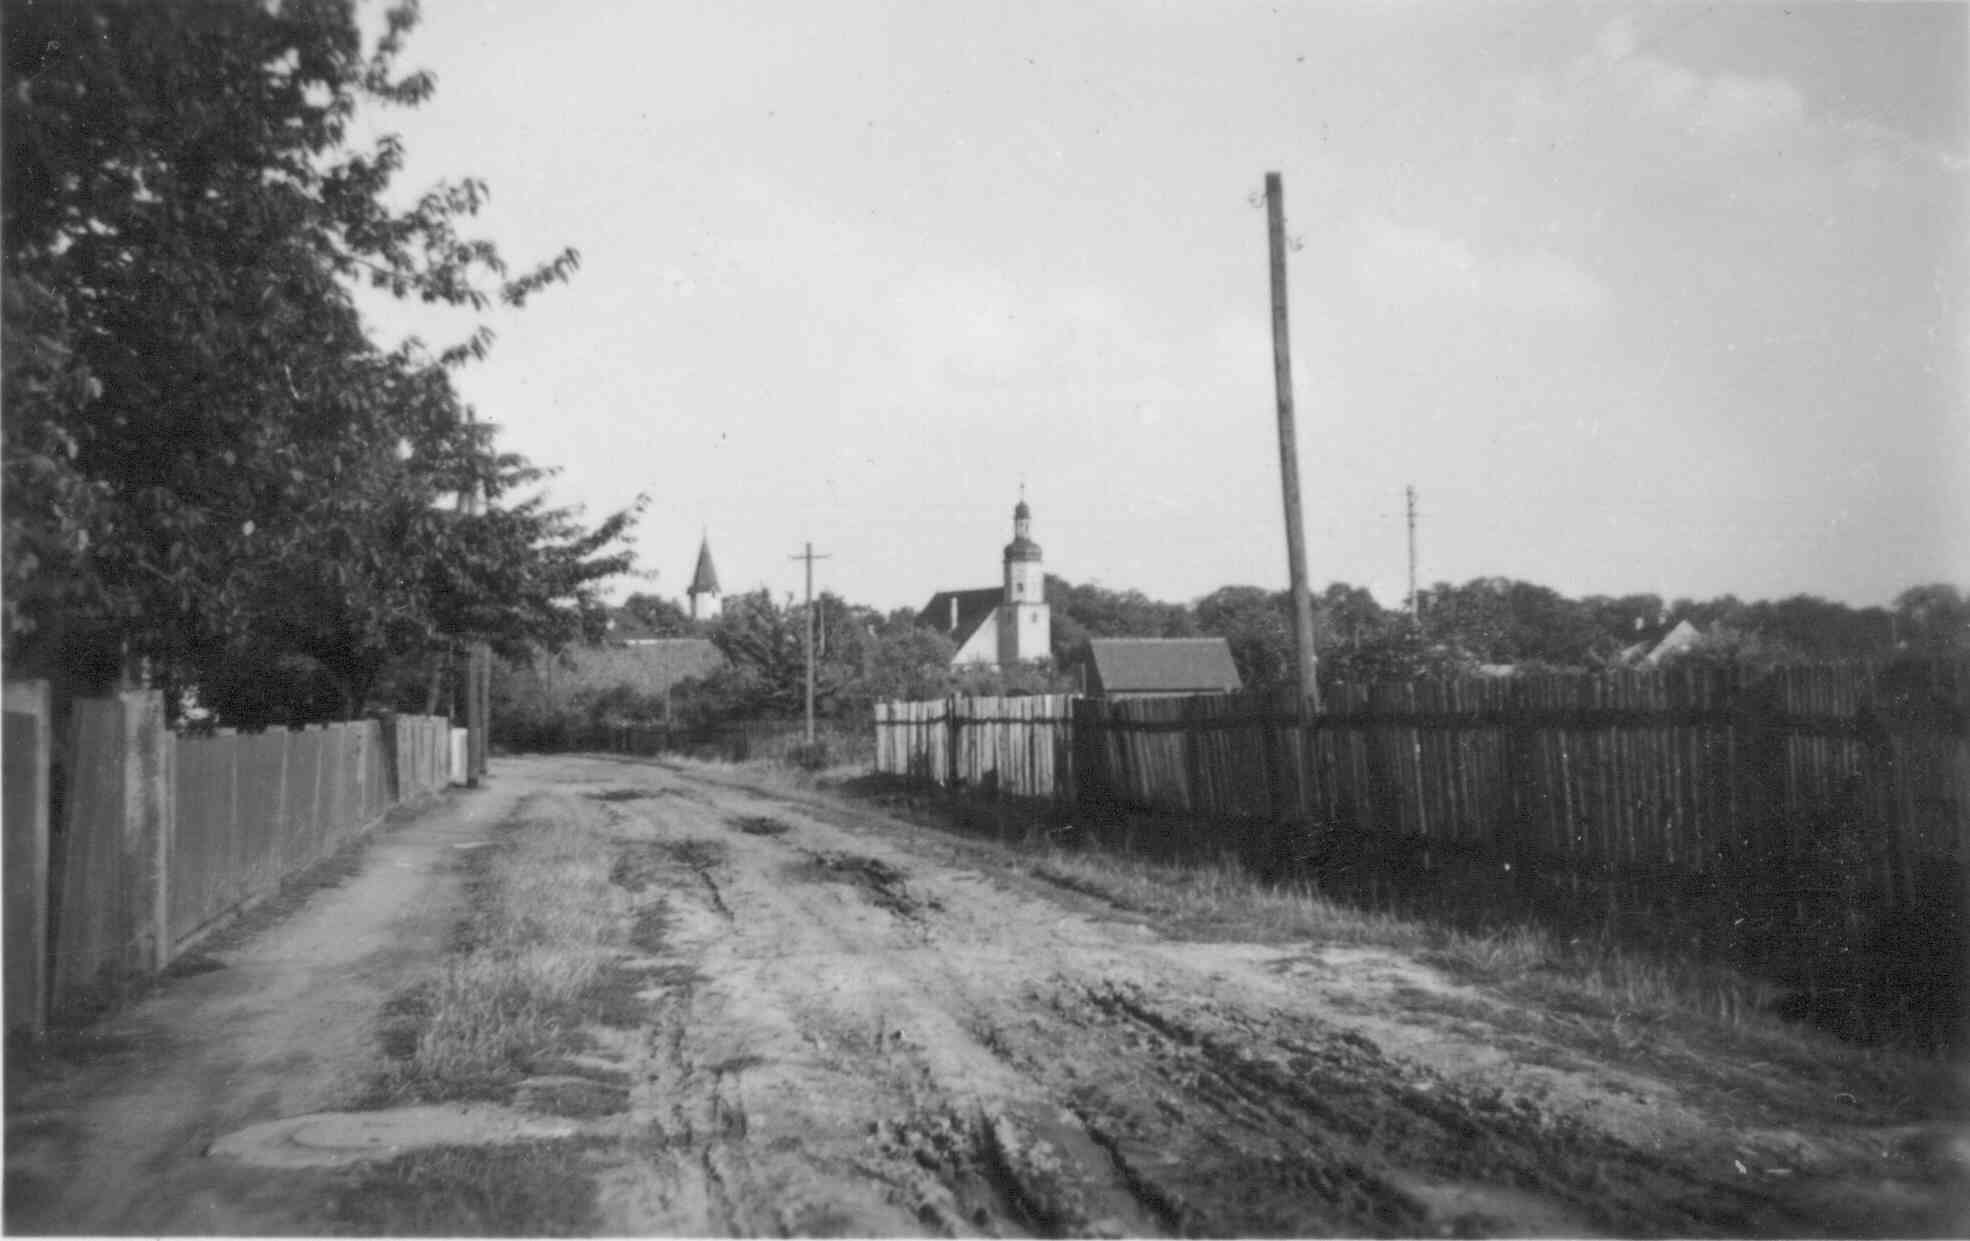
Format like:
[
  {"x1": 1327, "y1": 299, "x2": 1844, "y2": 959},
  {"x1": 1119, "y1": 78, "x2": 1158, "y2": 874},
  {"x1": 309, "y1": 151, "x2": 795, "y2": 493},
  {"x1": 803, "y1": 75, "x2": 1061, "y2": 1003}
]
[
  {"x1": 918, "y1": 587, "x2": 1002, "y2": 649},
  {"x1": 1003, "y1": 535, "x2": 1043, "y2": 562},
  {"x1": 688, "y1": 537, "x2": 721, "y2": 595}
]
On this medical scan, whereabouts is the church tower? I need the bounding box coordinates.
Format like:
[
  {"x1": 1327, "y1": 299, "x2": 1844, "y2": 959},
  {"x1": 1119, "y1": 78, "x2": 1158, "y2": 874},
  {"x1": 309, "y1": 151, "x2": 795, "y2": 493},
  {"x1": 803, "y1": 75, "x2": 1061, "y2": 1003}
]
[
  {"x1": 998, "y1": 489, "x2": 1051, "y2": 665},
  {"x1": 687, "y1": 534, "x2": 722, "y2": 621}
]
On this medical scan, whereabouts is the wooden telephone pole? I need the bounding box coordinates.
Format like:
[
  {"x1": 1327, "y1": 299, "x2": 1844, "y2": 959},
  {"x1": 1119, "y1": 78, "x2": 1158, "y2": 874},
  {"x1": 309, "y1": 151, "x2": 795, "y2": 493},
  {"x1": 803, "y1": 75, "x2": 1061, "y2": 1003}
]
[
  {"x1": 460, "y1": 421, "x2": 490, "y2": 786},
  {"x1": 1406, "y1": 484, "x2": 1419, "y2": 623},
  {"x1": 1266, "y1": 172, "x2": 1321, "y2": 715},
  {"x1": 790, "y1": 542, "x2": 831, "y2": 744}
]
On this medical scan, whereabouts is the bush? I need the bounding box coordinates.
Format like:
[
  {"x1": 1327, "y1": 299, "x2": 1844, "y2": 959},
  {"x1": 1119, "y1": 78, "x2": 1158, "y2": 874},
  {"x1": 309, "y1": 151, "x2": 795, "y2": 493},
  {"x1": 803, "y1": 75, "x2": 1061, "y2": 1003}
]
[{"x1": 787, "y1": 739, "x2": 836, "y2": 771}]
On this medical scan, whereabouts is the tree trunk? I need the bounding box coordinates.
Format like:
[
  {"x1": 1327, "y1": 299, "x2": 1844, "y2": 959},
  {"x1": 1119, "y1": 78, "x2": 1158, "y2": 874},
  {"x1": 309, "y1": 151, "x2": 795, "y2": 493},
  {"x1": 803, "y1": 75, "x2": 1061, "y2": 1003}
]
[{"x1": 423, "y1": 649, "x2": 449, "y2": 716}]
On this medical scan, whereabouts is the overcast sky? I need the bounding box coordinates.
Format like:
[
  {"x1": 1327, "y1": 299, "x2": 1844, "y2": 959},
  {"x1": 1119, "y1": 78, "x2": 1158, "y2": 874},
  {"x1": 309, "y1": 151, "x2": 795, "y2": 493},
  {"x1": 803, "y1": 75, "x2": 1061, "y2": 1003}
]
[{"x1": 354, "y1": 0, "x2": 1968, "y2": 615}]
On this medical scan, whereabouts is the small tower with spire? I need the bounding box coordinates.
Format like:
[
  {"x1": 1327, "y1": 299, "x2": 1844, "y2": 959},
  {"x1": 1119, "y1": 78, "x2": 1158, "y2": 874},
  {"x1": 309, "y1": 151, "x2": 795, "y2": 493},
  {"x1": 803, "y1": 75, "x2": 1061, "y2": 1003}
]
[
  {"x1": 998, "y1": 485, "x2": 1050, "y2": 664},
  {"x1": 687, "y1": 533, "x2": 722, "y2": 621}
]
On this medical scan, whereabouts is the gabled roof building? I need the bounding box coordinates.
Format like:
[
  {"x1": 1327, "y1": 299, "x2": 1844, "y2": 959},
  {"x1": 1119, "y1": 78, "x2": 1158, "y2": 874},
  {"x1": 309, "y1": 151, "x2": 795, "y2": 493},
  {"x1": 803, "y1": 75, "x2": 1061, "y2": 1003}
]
[{"x1": 1081, "y1": 638, "x2": 1243, "y2": 698}]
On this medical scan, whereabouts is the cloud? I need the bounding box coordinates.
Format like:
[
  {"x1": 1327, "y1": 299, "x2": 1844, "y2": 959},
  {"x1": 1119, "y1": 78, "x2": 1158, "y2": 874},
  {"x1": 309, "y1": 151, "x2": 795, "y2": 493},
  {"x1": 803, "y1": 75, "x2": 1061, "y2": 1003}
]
[
  {"x1": 1502, "y1": 16, "x2": 1809, "y2": 154},
  {"x1": 1352, "y1": 217, "x2": 1609, "y2": 318},
  {"x1": 1489, "y1": 14, "x2": 1964, "y2": 221}
]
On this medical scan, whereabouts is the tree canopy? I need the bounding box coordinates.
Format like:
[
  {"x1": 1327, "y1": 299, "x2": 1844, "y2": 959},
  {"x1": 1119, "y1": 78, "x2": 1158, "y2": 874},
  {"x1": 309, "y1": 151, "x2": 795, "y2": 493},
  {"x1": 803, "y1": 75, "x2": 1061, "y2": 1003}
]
[{"x1": 3, "y1": 0, "x2": 639, "y2": 724}]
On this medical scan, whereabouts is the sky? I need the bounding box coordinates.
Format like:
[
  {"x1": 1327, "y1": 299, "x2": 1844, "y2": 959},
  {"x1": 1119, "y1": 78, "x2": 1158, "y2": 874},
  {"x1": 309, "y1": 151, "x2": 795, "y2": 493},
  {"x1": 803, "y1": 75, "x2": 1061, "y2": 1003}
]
[{"x1": 353, "y1": 0, "x2": 1969, "y2": 616}]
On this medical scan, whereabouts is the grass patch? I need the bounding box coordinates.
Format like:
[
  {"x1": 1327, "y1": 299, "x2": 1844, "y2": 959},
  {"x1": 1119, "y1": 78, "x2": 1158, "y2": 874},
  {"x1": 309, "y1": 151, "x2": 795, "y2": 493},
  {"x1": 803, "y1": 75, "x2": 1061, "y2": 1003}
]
[
  {"x1": 628, "y1": 899, "x2": 673, "y2": 954},
  {"x1": 369, "y1": 809, "x2": 631, "y2": 1106},
  {"x1": 665, "y1": 837, "x2": 729, "y2": 870},
  {"x1": 1024, "y1": 847, "x2": 1429, "y2": 950},
  {"x1": 323, "y1": 1139, "x2": 601, "y2": 1236},
  {"x1": 585, "y1": 787, "x2": 660, "y2": 803},
  {"x1": 730, "y1": 814, "x2": 793, "y2": 836}
]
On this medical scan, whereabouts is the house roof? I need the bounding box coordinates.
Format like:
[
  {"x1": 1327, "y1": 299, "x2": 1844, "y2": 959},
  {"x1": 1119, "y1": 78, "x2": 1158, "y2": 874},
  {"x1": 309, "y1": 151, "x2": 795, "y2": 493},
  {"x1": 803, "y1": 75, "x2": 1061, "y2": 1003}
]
[
  {"x1": 1086, "y1": 638, "x2": 1242, "y2": 694},
  {"x1": 1641, "y1": 619, "x2": 1702, "y2": 667},
  {"x1": 688, "y1": 537, "x2": 720, "y2": 595},
  {"x1": 919, "y1": 587, "x2": 1003, "y2": 649}
]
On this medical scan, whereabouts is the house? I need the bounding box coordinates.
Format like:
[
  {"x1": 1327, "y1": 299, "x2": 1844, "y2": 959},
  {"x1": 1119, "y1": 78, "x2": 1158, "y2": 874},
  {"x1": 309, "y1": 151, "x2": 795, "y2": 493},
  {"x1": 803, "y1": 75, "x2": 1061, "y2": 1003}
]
[
  {"x1": 917, "y1": 492, "x2": 1052, "y2": 668},
  {"x1": 1080, "y1": 638, "x2": 1243, "y2": 698}
]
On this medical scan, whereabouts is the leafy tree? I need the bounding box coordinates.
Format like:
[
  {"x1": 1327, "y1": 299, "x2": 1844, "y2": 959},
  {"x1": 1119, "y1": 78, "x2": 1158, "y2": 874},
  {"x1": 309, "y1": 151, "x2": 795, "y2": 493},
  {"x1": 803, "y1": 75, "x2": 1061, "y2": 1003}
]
[
  {"x1": 856, "y1": 626, "x2": 960, "y2": 706},
  {"x1": 1194, "y1": 585, "x2": 1293, "y2": 691},
  {"x1": 617, "y1": 592, "x2": 699, "y2": 639},
  {"x1": 696, "y1": 589, "x2": 877, "y2": 719},
  {"x1": 2, "y1": 0, "x2": 633, "y2": 721},
  {"x1": 1650, "y1": 623, "x2": 1802, "y2": 671},
  {"x1": 1737, "y1": 594, "x2": 1891, "y2": 660},
  {"x1": 1045, "y1": 575, "x2": 1195, "y2": 664},
  {"x1": 1892, "y1": 584, "x2": 1968, "y2": 653},
  {"x1": 1311, "y1": 582, "x2": 1389, "y2": 654}
]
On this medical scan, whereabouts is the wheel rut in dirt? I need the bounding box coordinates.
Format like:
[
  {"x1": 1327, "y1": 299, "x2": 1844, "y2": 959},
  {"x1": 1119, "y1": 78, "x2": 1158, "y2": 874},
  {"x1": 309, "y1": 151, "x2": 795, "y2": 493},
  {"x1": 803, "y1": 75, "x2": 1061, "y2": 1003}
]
[
  {"x1": 982, "y1": 977, "x2": 1795, "y2": 1237},
  {"x1": 24, "y1": 754, "x2": 1956, "y2": 1238},
  {"x1": 794, "y1": 849, "x2": 943, "y2": 920}
]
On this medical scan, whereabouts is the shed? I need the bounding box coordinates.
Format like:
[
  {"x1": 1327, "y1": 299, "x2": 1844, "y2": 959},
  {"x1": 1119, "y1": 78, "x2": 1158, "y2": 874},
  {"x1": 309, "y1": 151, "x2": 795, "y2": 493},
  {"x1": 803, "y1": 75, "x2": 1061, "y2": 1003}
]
[{"x1": 1082, "y1": 638, "x2": 1243, "y2": 698}]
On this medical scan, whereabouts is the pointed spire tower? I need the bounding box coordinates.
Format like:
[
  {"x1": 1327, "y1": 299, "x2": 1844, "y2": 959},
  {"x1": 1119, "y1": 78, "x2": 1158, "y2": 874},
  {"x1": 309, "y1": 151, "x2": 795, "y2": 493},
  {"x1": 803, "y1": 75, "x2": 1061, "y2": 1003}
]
[
  {"x1": 998, "y1": 484, "x2": 1051, "y2": 665},
  {"x1": 687, "y1": 533, "x2": 722, "y2": 621}
]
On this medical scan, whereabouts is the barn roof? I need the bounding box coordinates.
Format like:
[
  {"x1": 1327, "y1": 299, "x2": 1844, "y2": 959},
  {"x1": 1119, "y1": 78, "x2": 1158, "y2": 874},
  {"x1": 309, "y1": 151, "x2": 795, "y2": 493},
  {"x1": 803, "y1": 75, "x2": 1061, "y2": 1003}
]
[
  {"x1": 1086, "y1": 638, "x2": 1242, "y2": 694},
  {"x1": 918, "y1": 587, "x2": 1003, "y2": 649}
]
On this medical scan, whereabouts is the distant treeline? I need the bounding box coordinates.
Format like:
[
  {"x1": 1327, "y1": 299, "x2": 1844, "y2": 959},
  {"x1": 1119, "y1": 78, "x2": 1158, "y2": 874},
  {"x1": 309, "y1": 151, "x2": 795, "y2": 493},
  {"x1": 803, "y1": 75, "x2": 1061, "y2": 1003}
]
[{"x1": 526, "y1": 580, "x2": 1967, "y2": 732}]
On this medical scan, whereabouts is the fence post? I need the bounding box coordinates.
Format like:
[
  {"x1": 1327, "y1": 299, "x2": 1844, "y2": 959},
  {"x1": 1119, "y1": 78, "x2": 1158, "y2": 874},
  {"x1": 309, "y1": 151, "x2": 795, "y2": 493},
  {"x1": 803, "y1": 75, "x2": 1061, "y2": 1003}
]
[
  {"x1": 945, "y1": 696, "x2": 959, "y2": 789},
  {"x1": 122, "y1": 691, "x2": 174, "y2": 972},
  {"x1": 4, "y1": 680, "x2": 51, "y2": 1035},
  {"x1": 1728, "y1": 670, "x2": 1782, "y2": 968},
  {"x1": 1504, "y1": 678, "x2": 1539, "y2": 909}
]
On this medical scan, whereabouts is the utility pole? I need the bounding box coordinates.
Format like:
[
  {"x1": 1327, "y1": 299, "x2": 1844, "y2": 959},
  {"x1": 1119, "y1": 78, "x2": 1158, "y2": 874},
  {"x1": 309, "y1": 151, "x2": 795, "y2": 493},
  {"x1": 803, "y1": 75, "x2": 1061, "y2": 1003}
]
[
  {"x1": 459, "y1": 418, "x2": 490, "y2": 787},
  {"x1": 789, "y1": 542, "x2": 831, "y2": 744},
  {"x1": 1266, "y1": 171, "x2": 1321, "y2": 715},
  {"x1": 1406, "y1": 484, "x2": 1419, "y2": 624}
]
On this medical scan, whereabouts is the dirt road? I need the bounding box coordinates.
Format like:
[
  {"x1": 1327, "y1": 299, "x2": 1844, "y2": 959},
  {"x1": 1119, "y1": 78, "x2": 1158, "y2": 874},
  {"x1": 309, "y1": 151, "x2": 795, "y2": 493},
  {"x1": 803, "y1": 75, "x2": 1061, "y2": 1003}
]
[{"x1": 7, "y1": 753, "x2": 1967, "y2": 1236}]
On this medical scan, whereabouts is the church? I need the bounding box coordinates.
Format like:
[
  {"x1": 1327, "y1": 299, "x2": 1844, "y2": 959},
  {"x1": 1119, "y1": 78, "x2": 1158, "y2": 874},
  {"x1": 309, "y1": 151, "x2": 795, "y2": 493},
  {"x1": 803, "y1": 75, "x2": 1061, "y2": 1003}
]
[{"x1": 917, "y1": 492, "x2": 1052, "y2": 668}]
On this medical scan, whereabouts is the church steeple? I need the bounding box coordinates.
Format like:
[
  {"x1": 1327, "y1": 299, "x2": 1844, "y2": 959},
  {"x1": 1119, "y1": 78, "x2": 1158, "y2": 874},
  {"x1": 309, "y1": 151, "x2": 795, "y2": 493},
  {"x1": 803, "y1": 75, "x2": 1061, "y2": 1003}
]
[
  {"x1": 687, "y1": 534, "x2": 722, "y2": 620},
  {"x1": 1004, "y1": 484, "x2": 1041, "y2": 564},
  {"x1": 999, "y1": 486, "x2": 1049, "y2": 664}
]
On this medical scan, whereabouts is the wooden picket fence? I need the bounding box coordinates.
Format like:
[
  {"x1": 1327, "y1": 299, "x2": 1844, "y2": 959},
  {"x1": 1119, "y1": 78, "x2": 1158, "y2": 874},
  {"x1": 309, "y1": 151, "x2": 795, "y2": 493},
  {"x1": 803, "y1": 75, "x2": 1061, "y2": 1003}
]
[
  {"x1": 1067, "y1": 665, "x2": 1968, "y2": 894},
  {"x1": 876, "y1": 662, "x2": 1970, "y2": 1038},
  {"x1": 4, "y1": 687, "x2": 453, "y2": 1031},
  {"x1": 167, "y1": 714, "x2": 451, "y2": 959},
  {"x1": 875, "y1": 694, "x2": 1077, "y2": 801}
]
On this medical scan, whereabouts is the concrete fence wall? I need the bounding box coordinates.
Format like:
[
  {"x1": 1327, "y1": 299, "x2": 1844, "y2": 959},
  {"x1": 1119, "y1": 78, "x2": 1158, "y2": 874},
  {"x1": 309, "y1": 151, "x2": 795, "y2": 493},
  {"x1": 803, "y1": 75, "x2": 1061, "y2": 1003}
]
[{"x1": 5, "y1": 687, "x2": 453, "y2": 1032}]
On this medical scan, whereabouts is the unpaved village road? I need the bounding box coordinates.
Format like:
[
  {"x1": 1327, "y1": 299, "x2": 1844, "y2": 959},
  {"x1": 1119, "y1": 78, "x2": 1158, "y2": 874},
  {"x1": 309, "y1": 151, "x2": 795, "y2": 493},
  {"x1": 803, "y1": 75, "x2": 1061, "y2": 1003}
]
[{"x1": 7, "y1": 752, "x2": 1968, "y2": 1236}]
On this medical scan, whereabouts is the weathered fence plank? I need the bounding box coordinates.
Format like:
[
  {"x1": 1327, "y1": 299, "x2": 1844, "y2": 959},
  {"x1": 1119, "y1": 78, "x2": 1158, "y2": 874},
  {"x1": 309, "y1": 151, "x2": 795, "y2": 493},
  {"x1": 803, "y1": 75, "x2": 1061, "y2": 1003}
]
[
  {"x1": 39, "y1": 702, "x2": 454, "y2": 1017},
  {"x1": 4, "y1": 681, "x2": 52, "y2": 1035}
]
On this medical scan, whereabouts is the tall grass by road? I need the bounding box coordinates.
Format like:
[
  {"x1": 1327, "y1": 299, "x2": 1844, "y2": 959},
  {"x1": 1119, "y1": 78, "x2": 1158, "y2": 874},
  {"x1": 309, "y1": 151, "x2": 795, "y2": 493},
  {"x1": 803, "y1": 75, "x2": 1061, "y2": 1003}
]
[{"x1": 371, "y1": 806, "x2": 630, "y2": 1104}]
